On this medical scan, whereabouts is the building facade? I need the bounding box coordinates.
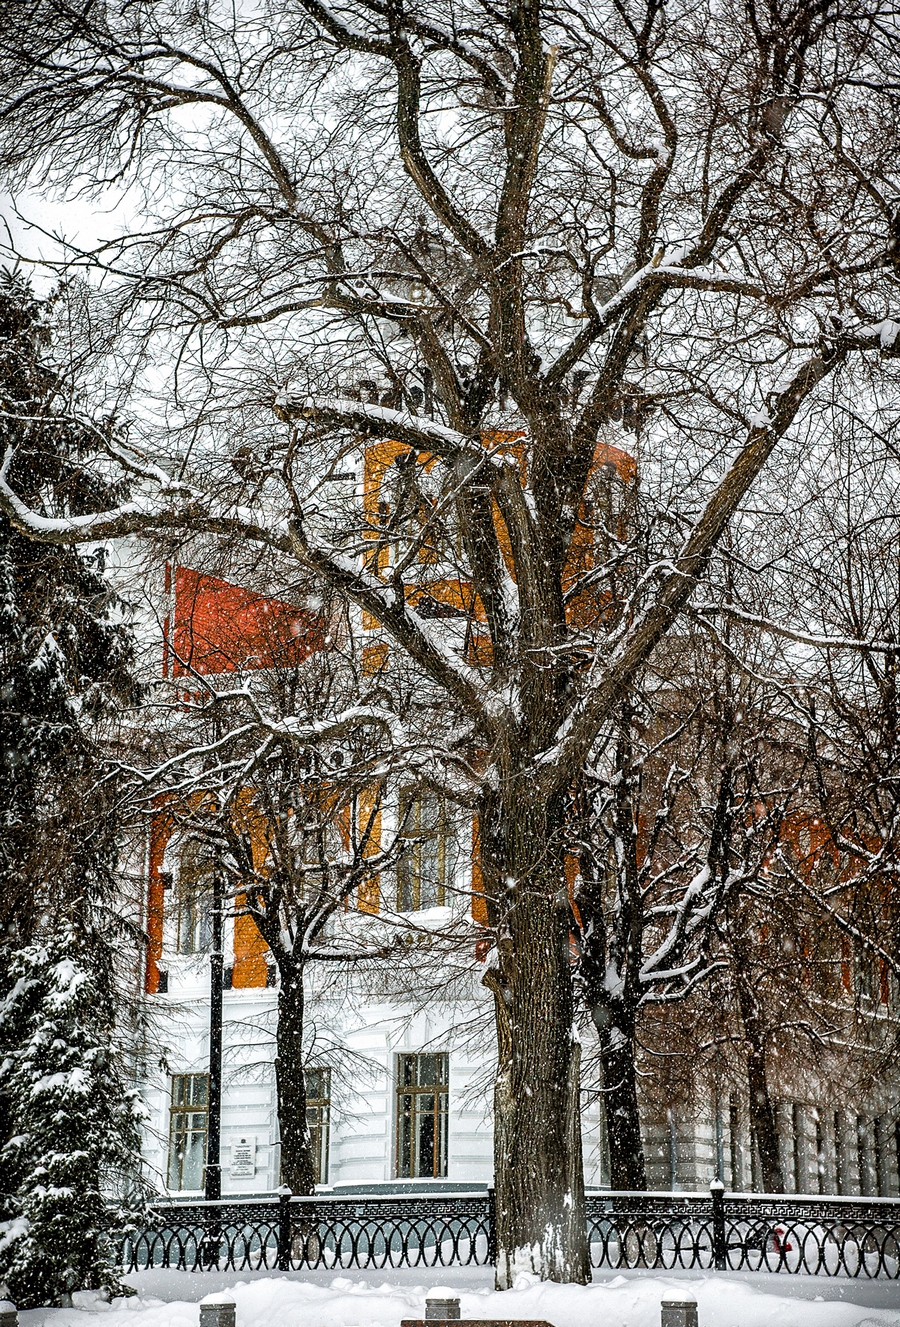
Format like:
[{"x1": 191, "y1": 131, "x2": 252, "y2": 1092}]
[{"x1": 125, "y1": 431, "x2": 900, "y2": 1203}]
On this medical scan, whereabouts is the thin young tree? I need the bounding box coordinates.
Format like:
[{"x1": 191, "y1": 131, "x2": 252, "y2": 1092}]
[
  {"x1": 1, "y1": 0, "x2": 900, "y2": 1281},
  {"x1": 144, "y1": 721, "x2": 405, "y2": 1195}
]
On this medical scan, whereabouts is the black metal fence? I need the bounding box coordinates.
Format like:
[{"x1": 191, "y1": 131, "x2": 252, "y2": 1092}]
[
  {"x1": 587, "y1": 1189, "x2": 900, "y2": 1278},
  {"x1": 123, "y1": 1187, "x2": 900, "y2": 1279}
]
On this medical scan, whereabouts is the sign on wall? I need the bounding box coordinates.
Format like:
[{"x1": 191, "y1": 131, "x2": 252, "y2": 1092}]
[{"x1": 230, "y1": 1136, "x2": 257, "y2": 1178}]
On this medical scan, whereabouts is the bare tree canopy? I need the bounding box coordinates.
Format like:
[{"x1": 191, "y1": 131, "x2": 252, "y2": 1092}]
[{"x1": 1, "y1": 0, "x2": 899, "y2": 1285}]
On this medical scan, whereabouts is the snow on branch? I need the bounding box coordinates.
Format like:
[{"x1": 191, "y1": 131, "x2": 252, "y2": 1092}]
[
  {"x1": 0, "y1": 442, "x2": 295, "y2": 554},
  {"x1": 693, "y1": 601, "x2": 900, "y2": 654},
  {"x1": 0, "y1": 443, "x2": 187, "y2": 544},
  {"x1": 535, "y1": 346, "x2": 849, "y2": 795},
  {"x1": 274, "y1": 394, "x2": 496, "y2": 467}
]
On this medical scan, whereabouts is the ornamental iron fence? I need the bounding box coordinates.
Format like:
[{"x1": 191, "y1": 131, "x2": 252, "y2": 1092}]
[{"x1": 122, "y1": 1187, "x2": 900, "y2": 1279}]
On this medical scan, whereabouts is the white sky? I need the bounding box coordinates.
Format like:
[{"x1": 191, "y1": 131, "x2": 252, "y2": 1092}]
[{"x1": 0, "y1": 186, "x2": 134, "y2": 292}]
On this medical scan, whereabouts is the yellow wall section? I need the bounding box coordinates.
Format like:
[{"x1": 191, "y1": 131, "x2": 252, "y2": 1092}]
[
  {"x1": 357, "y1": 784, "x2": 382, "y2": 914},
  {"x1": 361, "y1": 432, "x2": 636, "y2": 645},
  {"x1": 471, "y1": 815, "x2": 488, "y2": 924},
  {"x1": 228, "y1": 791, "x2": 271, "y2": 989}
]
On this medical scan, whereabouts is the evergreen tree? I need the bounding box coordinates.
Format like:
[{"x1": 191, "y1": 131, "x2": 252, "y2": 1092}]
[
  {"x1": 0, "y1": 922, "x2": 144, "y2": 1305},
  {"x1": 0, "y1": 272, "x2": 144, "y2": 1306},
  {"x1": 0, "y1": 271, "x2": 135, "y2": 954}
]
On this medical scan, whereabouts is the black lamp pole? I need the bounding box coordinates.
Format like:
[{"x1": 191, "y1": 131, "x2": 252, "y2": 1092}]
[{"x1": 205, "y1": 870, "x2": 224, "y2": 1202}]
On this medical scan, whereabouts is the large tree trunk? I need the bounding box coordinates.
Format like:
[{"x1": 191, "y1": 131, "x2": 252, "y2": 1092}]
[
  {"x1": 273, "y1": 957, "x2": 317, "y2": 1196},
  {"x1": 735, "y1": 971, "x2": 783, "y2": 1193},
  {"x1": 596, "y1": 1004, "x2": 646, "y2": 1190},
  {"x1": 481, "y1": 785, "x2": 590, "y2": 1289}
]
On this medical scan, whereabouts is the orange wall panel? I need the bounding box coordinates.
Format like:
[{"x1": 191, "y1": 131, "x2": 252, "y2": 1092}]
[
  {"x1": 145, "y1": 810, "x2": 172, "y2": 994},
  {"x1": 232, "y1": 911, "x2": 270, "y2": 988},
  {"x1": 170, "y1": 566, "x2": 323, "y2": 676},
  {"x1": 471, "y1": 815, "x2": 488, "y2": 925},
  {"x1": 357, "y1": 786, "x2": 382, "y2": 914}
]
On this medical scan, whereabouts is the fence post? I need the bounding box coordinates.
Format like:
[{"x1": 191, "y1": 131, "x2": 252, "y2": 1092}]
[
  {"x1": 487, "y1": 1185, "x2": 497, "y2": 1266},
  {"x1": 277, "y1": 1186, "x2": 292, "y2": 1271},
  {"x1": 710, "y1": 1180, "x2": 726, "y2": 1271}
]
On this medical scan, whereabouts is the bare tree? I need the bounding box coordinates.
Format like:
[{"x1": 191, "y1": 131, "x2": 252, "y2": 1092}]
[
  {"x1": 776, "y1": 462, "x2": 900, "y2": 1014},
  {"x1": 1, "y1": 0, "x2": 900, "y2": 1282}
]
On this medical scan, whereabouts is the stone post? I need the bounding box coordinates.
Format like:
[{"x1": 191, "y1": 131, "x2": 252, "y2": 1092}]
[
  {"x1": 661, "y1": 1298, "x2": 698, "y2": 1327},
  {"x1": 199, "y1": 1292, "x2": 236, "y2": 1327},
  {"x1": 426, "y1": 1290, "x2": 460, "y2": 1320}
]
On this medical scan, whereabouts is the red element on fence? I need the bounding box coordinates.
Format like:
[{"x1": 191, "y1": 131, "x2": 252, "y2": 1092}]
[
  {"x1": 167, "y1": 566, "x2": 324, "y2": 676},
  {"x1": 772, "y1": 1226, "x2": 793, "y2": 1253}
]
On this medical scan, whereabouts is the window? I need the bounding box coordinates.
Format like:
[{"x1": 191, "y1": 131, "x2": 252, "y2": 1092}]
[
  {"x1": 305, "y1": 1067, "x2": 331, "y2": 1185},
  {"x1": 291, "y1": 811, "x2": 342, "y2": 931},
  {"x1": 175, "y1": 839, "x2": 214, "y2": 955},
  {"x1": 397, "y1": 793, "x2": 456, "y2": 911},
  {"x1": 584, "y1": 455, "x2": 628, "y2": 549},
  {"x1": 853, "y1": 945, "x2": 877, "y2": 1003},
  {"x1": 396, "y1": 1052, "x2": 449, "y2": 1178},
  {"x1": 168, "y1": 1073, "x2": 209, "y2": 1190},
  {"x1": 294, "y1": 822, "x2": 328, "y2": 896}
]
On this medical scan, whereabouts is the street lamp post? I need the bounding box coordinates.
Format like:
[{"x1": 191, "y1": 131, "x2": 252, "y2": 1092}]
[{"x1": 205, "y1": 870, "x2": 224, "y2": 1203}]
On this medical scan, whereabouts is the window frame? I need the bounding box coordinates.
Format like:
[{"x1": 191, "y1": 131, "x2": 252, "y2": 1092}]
[
  {"x1": 395, "y1": 1051, "x2": 449, "y2": 1180},
  {"x1": 174, "y1": 838, "x2": 215, "y2": 956},
  {"x1": 396, "y1": 792, "x2": 455, "y2": 912},
  {"x1": 167, "y1": 1072, "x2": 210, "y2": 1192},
  {"x1": 304, "y1": 1066, "x2": 331, "y2": 1186}
]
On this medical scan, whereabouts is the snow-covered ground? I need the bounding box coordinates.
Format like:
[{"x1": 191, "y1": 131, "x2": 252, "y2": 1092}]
[{"x1": 18, "y1": 1268, "x2": 900, "y2": 1327}]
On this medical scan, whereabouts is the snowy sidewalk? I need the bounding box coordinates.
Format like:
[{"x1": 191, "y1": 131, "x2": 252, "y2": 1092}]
[{"x1": 18, "y1": 1269, "x2": 900, "y2": 1327}]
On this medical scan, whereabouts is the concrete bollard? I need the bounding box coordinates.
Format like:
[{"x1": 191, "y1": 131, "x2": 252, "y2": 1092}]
[
  {"x1": 199, "y1": 1292, "x2": 236, "y2": 1327},
  {"x1": 661, "y1": 1299, "x2": 698, "y2": 1327},
  {"x1": 0, "y1": 1301, "x2": 16, "y2": 1327},
  {"x1": 426, "y1": 1288, "x2": 461, "y2": 1321}
]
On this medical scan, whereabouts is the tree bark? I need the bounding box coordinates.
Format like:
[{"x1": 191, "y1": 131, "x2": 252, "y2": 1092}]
[
  {"x1": 596, "y1": 1005, "x2": 646, "y2": 1190},
  {"x1": 575, "y1": 725, "x2": 648, "y2": 1193},
  {"x1": 735, "y1": 972, "x2": 784, "y2": 1193},
  {"x1": 481, "y1": 784, "x2": 590, "y2": 1289},
  {"x1": 273, "y1": 956, "x2": 317, "y2": 1196}
]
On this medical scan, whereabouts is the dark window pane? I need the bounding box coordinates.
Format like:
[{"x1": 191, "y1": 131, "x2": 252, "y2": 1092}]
[
  {"x1": 175, "y1": 840, "x2": 215, "y2": 955},
  {"x1": 395, "y1": 1053, "x2": 448, "y2": 1179},
  {"x1": 168, "y1": 1073, "x2": 209, "y2": 1191},
  {"x1": 303, "y1": 1067, "x2": 331, "y2": 1184},
  {"x1": 397, "y1": 795, "x2": 455, "y2": 911}
]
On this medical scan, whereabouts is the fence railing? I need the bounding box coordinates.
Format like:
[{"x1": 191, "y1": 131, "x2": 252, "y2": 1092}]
[{"x1": 123, "y1": 1187, "x2": 900, "y2": 1279}]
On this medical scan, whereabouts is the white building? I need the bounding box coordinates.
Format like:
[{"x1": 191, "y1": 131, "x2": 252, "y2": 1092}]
[{"x1": 125, "y1": 553, "x2": 900, "y2": 1202}]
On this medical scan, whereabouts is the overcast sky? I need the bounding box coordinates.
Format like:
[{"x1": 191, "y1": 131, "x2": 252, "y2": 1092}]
[{"x1": 0, "y1": 185, "x2": 133, "y2": 291}]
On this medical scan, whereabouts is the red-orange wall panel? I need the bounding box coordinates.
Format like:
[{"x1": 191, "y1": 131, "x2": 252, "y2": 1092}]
[{"x1": 170, "y1": 567, "x2": 323, "y2": 676}]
